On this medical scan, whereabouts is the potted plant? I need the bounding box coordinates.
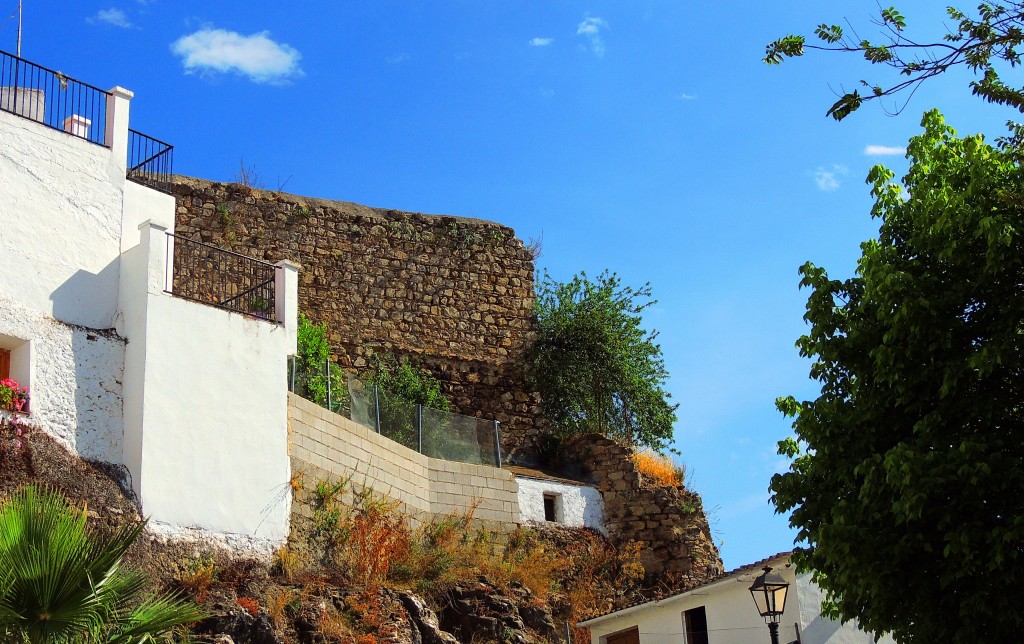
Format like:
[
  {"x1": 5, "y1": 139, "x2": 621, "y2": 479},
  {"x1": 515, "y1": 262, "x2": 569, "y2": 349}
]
[{"x1": 0, "y1": 378, "x2": 29, "y2": 413}]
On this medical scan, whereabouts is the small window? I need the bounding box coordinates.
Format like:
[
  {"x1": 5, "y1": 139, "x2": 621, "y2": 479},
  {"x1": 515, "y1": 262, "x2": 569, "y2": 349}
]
[
  {"x1": 683, "y1": 606, "x2": 709, "y2": 644},
  {"x1": 0, "y1": 349, "x2": 9, "y2": 380},
  {"x1": 543, "y1": 493, "x2": 559, "y2": 522}
]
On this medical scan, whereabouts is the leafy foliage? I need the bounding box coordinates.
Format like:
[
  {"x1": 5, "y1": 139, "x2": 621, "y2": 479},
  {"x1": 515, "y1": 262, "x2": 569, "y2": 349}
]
[
  {"x1": 532, "y1": 270, "x2": 677, "y2": 452},
  {"x1": 0, "y1": 485, "x2": 203, "y2": 643},
  {"x1": 368, "y1": 354, "x2": 451, "y2": 412},
  {"x1": 293, "y1": 314, "x2": 347, "y2": 414},
  {"x1": 772, "y1": 110, "x2": 1024, "y2": 642},
  {"x1": 765, "y1": 3, "x2": 1024, "y2": 119},
  {"x1": 362, "y1": 354, "x2": 454, "y2": 454}
]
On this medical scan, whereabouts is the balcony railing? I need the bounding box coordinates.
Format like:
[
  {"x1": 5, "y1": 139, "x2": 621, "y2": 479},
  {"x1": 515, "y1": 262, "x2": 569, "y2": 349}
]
[
  {"x1": 167, "y1": 234, "x2": 277, "y2": 322},
  {"x1": 0, "y1": 49, "x2": 109, "y2": 146},
  {"x1": 127, "y1": 129, "x2": 174, "y2": 193}
]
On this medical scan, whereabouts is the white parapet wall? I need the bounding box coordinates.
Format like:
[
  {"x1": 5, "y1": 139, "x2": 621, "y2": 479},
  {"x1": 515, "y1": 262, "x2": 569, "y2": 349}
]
[
  {"x1": 118, "y1": 221, "x2": 297, "y2": 548},
  {"x1": 516, "y1": 475, "x2": 606, "y2": 533}
]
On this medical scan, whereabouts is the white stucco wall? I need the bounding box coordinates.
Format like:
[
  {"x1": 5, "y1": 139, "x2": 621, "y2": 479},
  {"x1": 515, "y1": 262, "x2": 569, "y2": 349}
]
[
  {"x1": 585, "y1": 563, "x2": 802, "y2": 644},
  {"x1": 2, "y1": 81, "x2": 296, "y2": 551},
  {"x1": 0, "y1": 106, "x2": 125, "y2": 329},
  {"x1": 516, "y1": 475, "x2": 606, "y2": 533},
  {"x1": 584, "y1": 561, "x2": 892, "y2": 644},
  {"x1": 795, "y1": 573, "x2": 895, "y2": 644},
  {"x1": 118, "y1": 222, "x2": 295, "y2": 546},
  {"x1": 0, "y1": 292, "x2": 125, "y2": 462}
]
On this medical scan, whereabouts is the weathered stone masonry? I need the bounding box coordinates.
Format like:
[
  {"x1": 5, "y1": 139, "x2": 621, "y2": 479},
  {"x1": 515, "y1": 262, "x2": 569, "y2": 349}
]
[
  {"x1": 170, "y1": 176, "x2": 543, "y2": 452},
  {"x1": 569, "y1": 435, "x2": 724, "y2": 588}
]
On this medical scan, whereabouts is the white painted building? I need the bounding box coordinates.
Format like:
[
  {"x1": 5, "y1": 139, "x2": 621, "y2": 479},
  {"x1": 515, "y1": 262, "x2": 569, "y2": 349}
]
[
  {"x1": 580, "y1": 552, "x2": 894, "y2": 644},
  {"x1": 0, "y1": 54, "x2": 298, "y2": 550},
  {"x1": 513, "y1": 472, "x2": 606, "y2": 534}
]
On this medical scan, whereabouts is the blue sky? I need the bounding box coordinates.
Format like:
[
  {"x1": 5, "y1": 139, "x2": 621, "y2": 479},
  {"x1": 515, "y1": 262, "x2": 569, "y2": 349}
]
[{"x1": 4, "y1": 1, "x2": 1014, "y2": 569}]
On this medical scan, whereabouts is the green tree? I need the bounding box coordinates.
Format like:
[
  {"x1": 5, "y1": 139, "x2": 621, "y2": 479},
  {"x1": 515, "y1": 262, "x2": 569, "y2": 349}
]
[
  {"x1": 772, "y1": 110, "x2": 1024, "y2": 642},
  {"x1": 293, "y1": 314, "x2": 346, "y2": 414},
  {"x1": 765, "y1": 3, "x2": 1024, "y2": 119},
  {"x1": 532, "y1": 271, "x2": 677, "y2": 452},
  {"x1": 0, "y1": 485, "x2": 203, "y2": 643}
]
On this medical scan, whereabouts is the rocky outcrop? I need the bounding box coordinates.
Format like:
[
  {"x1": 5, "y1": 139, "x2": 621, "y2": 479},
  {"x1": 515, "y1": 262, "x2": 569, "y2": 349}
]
[
  {"x1": 569, "y1": 435, "x2": 724, "y2": 589},
  {"x1": 439, "y1": 578, "x2": 559, "y2": 644}
]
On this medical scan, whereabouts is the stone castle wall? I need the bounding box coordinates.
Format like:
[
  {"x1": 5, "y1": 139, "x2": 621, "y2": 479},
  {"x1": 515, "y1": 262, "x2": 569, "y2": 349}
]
[
  {"x1": 569, "y1": 435, "x2": 724, "y2": 588},
  {"x1": 170, "y1": 176, "x2": 542, "y2": 452}
]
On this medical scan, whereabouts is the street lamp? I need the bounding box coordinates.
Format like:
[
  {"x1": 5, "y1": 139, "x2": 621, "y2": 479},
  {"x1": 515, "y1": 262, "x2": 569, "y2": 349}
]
[{"x1": 749, "y1": 565, "x2": 790, "y2": 644}]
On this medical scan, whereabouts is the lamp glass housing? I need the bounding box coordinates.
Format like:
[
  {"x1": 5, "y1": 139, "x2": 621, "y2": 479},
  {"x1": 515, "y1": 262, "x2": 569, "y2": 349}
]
[{"x1": 749, "y1": 566, "x2": 790, "y2": 624}]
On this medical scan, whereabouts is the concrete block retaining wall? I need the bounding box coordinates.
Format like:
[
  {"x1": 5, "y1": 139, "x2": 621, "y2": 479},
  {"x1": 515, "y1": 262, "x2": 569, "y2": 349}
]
[{"x1": 288, "y1": 393, "x2": 520, "y2": 531}]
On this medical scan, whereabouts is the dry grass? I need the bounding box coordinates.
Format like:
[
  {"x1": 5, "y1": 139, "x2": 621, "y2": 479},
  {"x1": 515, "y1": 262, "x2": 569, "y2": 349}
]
[
  {"x1": 632, "y1": 450, "x2": 685, "y2": 487},
  {"x1": 273, "y1": 545, "x2": 306, "y2": 583},
  {"x1": 341, "y1": 493, "x2": 411, "y2": 587},
  {"x1": 317, "y1": 605, "x2": 355, "y2": 642},
  {"x1": 175, "y1": 555, "x2": 217, "y2": 603},
  {"x1": 264, "y1": 586, "x2": 299, "y2": 630}
]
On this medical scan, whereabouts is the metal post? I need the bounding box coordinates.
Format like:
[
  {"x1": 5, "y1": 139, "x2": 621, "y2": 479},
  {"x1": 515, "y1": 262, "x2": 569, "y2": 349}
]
[
  {"x1": 289, "y1": 356, "x2": 296, "y2": 393},
  {"x1": 564, "y1": 620, "x2": 572, "y2": 644},
  {"x1": 374, "y1": 383, "x2": 381, "y2": 434},
  {"x1": 16, "y1": 1, "x2": 22, "y2": 58},
  {"x1": 768, "y1": 622, "x2": 780, "y2": 644},
  {"x1": 325, "y1": 359, "x2": 332, "y2": 411},
  {"x1": 493, "y1": 420, "x2": 502, "y2": 468},
  {"x1": 417, "y1": 404, "x2": 423, "y2": 454}
]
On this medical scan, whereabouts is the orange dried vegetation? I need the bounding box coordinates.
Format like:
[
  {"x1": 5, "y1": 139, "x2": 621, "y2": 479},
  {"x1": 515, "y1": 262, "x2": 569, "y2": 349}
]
[
  {"x1": 632, "y1": 450, "x2": 685, "y2": 487},
  {"x1": 236, "y1": 596, "x2": 260, "y2": 617}
]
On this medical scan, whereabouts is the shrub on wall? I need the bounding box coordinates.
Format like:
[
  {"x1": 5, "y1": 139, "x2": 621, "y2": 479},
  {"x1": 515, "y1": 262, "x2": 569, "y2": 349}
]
[
  {"x1": 532, "y1": 270, "x2": 678, "y2": 452},
  {"x1": 365, "y1": 355, "x2": 454, "y2": 453},
  {"x1": 292, "y1": 314, "x2": 347, "y2": 414}
]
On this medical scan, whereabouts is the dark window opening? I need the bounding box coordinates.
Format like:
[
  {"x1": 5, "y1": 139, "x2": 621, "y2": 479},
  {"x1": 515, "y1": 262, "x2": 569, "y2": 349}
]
[
  {"x1": 0, "y1": 349, "x2": 9, "y2": 380},
  {"x1": 683, "y1": 606, "x2": 709, "y2": 644},
  {"x1": 543, "y1": 494, "x2": 558, "y2": 522}
]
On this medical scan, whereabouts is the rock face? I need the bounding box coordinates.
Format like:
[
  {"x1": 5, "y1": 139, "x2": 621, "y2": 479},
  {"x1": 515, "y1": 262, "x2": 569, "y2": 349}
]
[
  {"x1": 569, "y1": 435, "x2": 725, "y2": 588},
  {"x1": 439, "y1": 578, "x2": 559, "y2": 644},
  {"x1": 170, "y1": 176, "x2": 543, "y2": 452}
]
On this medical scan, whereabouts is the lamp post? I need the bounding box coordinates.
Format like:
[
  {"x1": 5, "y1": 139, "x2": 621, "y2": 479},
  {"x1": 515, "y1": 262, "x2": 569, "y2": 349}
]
[{"x1": 749, "y1": 565, "x2": 790, "y2": 644}]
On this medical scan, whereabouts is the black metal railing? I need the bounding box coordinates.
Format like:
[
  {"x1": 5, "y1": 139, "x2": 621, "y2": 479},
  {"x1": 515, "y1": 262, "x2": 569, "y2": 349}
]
[
  {"x1": 0, "y1": 49, "x2": 109, "y2": 146},
  {"x1": 127, "y1": 129, "x2": 174, "y2": 192},
  {"x1": 167, "y1": 234, "x2": 277, "y2": 322}
]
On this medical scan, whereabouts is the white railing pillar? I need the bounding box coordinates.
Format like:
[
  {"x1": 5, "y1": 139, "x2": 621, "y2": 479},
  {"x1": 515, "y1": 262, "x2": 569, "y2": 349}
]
[
  {"x1": 275, "y1": 260, "x2": 300, "y2": 354},
  {"x1": 105, "y1": 86, "x2": 133, "y2": 173},
  {"x1": 138, "y1": 220, "x2": 169, "y2": 296}
]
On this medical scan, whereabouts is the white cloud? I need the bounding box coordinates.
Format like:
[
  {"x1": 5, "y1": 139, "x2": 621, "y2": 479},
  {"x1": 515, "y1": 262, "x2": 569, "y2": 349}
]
[
  {"x1": 529, "y1": 37, "x2": 554, "y2": 47},
  {"x1": 171, "y1": 28, "x2": 302, "y2": 84},
  {"x1": 679, "y1": 93, "x2": 697, "y2": 101},
  {"x1": 88, "y1": 8, "x2": 133, "y2": 29},
  {"x1": 814, "y1": 164, "x2": 848, "y2": 191},
  {"x1": 864, "y1": 144, "x2": 907, "y2": 156},
  {"x1": 577, "y1": 16, "x2": 608, "y2": 57},
  {"x1": 386, "y1": 53, "x2": 410, "y2": 64}
]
